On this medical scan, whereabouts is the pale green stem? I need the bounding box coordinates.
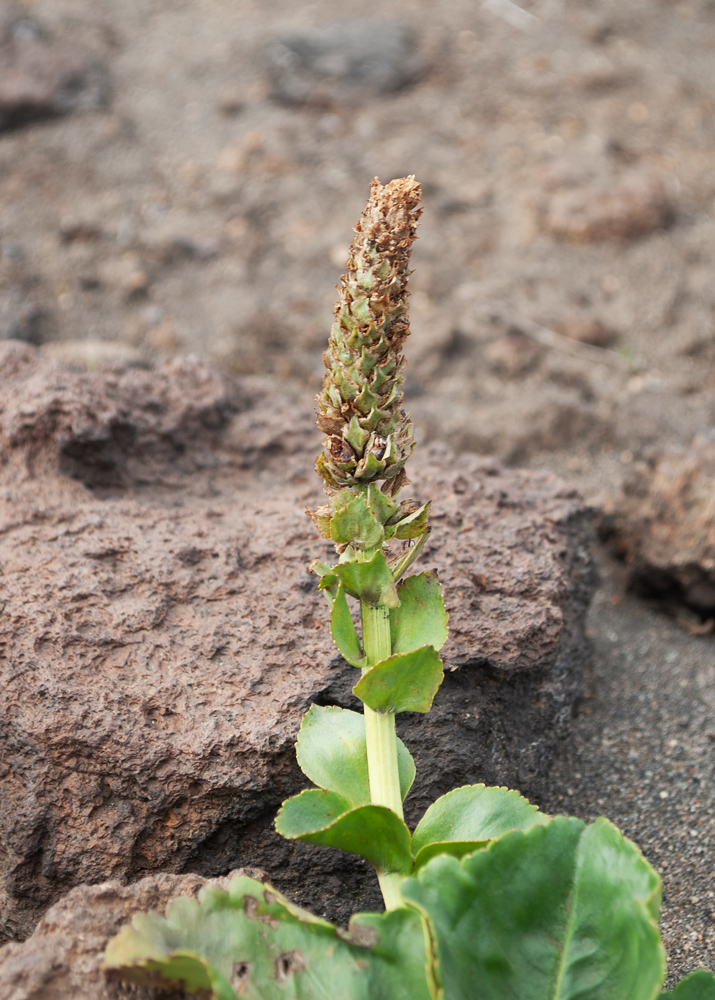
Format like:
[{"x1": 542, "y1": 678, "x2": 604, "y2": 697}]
[{"x1": 361, "y1": 601, "x2": 404, "y2": 911}]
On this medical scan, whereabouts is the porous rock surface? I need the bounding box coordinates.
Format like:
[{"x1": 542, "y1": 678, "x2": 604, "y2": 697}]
[
  {"x1": 0, "y1": 343, "x2": 595, "y2": 942},
  {"x1": 599, "y1": 437, "x2": 715, "y2": 627},
  {"x1": 0, "y1": 869, "x2": 256, "y2": 1000}
]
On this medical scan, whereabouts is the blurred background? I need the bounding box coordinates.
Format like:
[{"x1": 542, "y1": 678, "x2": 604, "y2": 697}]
[{"x1": 1, "y1": 0, "x2": 714, "y2": 507}]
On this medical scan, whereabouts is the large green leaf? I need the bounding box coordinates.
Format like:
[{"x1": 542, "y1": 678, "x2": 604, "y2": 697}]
[
  {"x1": 104, "y1": 875, "x2": 433, "y2": 1000},
  {"x1": 322, "y1": 551, "x2": 399, "y2": 608},
  {"x1": 295, "y1": 705, "x2": 416, "y2": 805},
  {"x1": 331, "y1": 493, "x2": 385, "y2": 551},
  {"x1": 410, "y1": 784, "x2": 548, "y2": 870},
  {"x1": 390, "y1": 573, "x2": 448, "y2": 654},
  {"x1": 402, "y1": 816, "x2": 665, "y2": 1000},
  {"x1": 661, "y1": 971, "x2": 715, "y2": 999},
  {"x1": 330, "y1": 585, "x2": 367, "y2": 666},
  {"x1": 353, "y1": 646, "x2": 444, "y2": 714},
  {"x1": 276, "y1": 789, "x2": 413, "y2": 875}
]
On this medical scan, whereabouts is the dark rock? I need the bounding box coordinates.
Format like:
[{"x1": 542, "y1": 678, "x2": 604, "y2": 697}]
[
  {"x1": 0, "y1": 344, "x2": 595, "y2": 942},
  {"x1": 269, "y1": 21, "x2": 423, "y2": 107},
  {"x1": 0, "y1": 870, "x2": 259, "y2": 1000},
  {"x1": 0, "y1": 291, "x2": 44, "y2": 345},
  {"x1": 599, "y1": 438, "x2": 715, "y2": 628},
  {"x1": 0, "y1": 19, "x2": 109, "y2": 132}
]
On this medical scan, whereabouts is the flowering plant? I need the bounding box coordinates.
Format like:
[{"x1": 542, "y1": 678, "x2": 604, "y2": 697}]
[{"x1": 105, "y1": 179, "x2": 714, "y2": 1000}]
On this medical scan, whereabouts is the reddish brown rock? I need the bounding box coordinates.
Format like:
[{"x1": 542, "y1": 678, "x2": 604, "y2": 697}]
[
  {"x1": 0, "y1": 343, "x2": 595, "y2": 941},
  {"x1": 535, "y1": 168, "x2": 671, "y2": 243},
  {"x1": 599, "y1": 438, "x2": 715, "y2": 629},
  {"x1": 0, "y1": 870, "x2": 258, "y2": 1000}
]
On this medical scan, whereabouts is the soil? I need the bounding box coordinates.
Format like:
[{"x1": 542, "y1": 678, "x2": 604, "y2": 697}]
[{"x1": 1, "y1": 0, "x2": 714, "y2": 988}]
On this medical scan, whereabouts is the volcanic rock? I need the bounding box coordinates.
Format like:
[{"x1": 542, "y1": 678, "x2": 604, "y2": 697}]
[
  {"x1": 599, "y1": 438, "x2": 715, "y2": 629},
  {"x1": 0, "y1": 343, "x2": 595, "y2": 941},
  {"x1": 0, "y1": 870, "x2": 258, "y2": 1000},
  {"x1": 534, "y1": 167, "x2": 671, "y2": 243},
  {"x1": 268, "y1": 21, "x2": 423, "y2": 107}
]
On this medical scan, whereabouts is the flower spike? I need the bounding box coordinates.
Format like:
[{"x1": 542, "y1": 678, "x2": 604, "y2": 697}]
[{"x1": 315, "y1": 176, "x2": 422, "y2": 497}]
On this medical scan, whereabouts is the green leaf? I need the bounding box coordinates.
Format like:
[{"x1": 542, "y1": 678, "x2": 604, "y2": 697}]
[
  {"x1": 105, "y1": 874, "x2": 433, "y2": 1000},
  {"x1": 295, "y1": 706, "x2": 416, "y2": 805},
  {"x1": 402, "y1": 816, "x2": 665, "y2": 1000},
  {"x1": 353, "y1": 646, "x2": 444, "y2": 714},
  {"x1": 311, "y1": 560, "x2": 339, "y2": 604},
  {"x1": 276, "y1": 789, "x2": 412, "y2": 875},
  {"x1": 330, "y1": 585, "x2": 367, "y2": 666},
  {"x1": 411, "y1": 784, "x2": 548, "y2": 870},
  {"x1": 331, "y1": 494, "x2": 385, "y2": 551},
  {"x1": 390, "y1": 530, "x2": 429, "y2": 583},
  {"x1": 390, "y1": 573, "x2": 448, "y2": 654},
  {"x1": 661, "y1": 970, "x2": 715, "y2": 999},
  {"x1": 367, "y1": 482, "x2": 399, "y2": 524},
  {"x1": 332, "y1": 551, "x2": 399, "y2": 608},
  {"x1": 344, "y1": 414, "x2": 370, "y2": 453},
  {"x1": 393, "y1": 503, "x2": 431, "y2": 539}
]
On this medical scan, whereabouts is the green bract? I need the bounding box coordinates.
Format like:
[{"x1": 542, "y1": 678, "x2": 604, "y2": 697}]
[{"x1": 105, "y1": 176, "x2": 713, "y2": 1000}]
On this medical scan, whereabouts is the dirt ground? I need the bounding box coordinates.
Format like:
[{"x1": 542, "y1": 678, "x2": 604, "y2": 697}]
[{"x1": 1, "y1": 0, "x2": 714, "y2": 986}]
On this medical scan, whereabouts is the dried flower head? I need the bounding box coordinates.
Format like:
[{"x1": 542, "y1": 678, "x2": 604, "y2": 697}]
[{"x1": 315, "y1": 176, "x2": 422, "y2": 497}]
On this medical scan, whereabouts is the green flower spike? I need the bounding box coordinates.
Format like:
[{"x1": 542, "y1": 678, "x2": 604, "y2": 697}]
[{"x1": 314, "y1": 176, "x2": 422, "y2": 502}]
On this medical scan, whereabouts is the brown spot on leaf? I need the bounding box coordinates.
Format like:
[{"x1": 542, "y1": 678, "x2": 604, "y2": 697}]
[{"x1": 274, "y1": 950, "x2": 306, "y2": 982}]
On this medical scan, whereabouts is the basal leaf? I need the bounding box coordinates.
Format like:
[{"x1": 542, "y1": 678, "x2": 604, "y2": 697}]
[
  {"x1": 276, "y1": 789, "x2": 412, "y2": 875},
  {"x1": 390, "y1": 573, "x2": 449, "y2": 654},
  {"x1": 105, "y1": 874, "x2": 433, "y2": 1000},
  {"x1": 332, "y1": 551, "x2": 399, "y2": 608},
  {"x1": 402, "y1": 816, "x2": 665, "y2": 1000},
  {"x1": 330, "y1": 585, "x2": 367, "y2": 666},
  {"x1": 411, "y1": 784, "x2": 548, "y2": 870},
  {"x1": 353, "y1": 646, "x2": 444, "y2": 714},
  {"x1": 295, "y1": 705, "x2": 416, "y2": 805},
  {"x1": 661, "y1": 970, "x2": 715, "y2": 999},
  {"x1": 331, "y1": 493, "x2": 385, "y2": 552}
]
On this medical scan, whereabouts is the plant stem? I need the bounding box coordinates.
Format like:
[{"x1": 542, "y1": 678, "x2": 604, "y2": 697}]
[{"x1": 361, "y1": 601, "x2": 404, "y2": 910}]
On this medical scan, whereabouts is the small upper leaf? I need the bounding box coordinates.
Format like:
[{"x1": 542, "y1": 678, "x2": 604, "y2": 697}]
[
  {"x1": 411, "y1": 784, "x2": 548, "y2": 870},
  {"x1": 393, "y1": 503, "x2": 431, "y2": 540},
  {"x1": 330, "y1": 585, "x2": 367, "y2": 667},
  {"x1": 366, "y1": 482, "x2": 399, "y2": 525},
  {"x1": 389, "y1": 531, "x2": 430, "y2": 583},
  {"x1": 353, "y1": 646, "x2": 444, "y2": 714},
  {"x1": 276, "y1": 790, "x2": 413, "y2": 875},
  {"x1": 390, "y1": 573, "x2": 448, "y2": 654},
  {"x1": 295, "y1": 705, "x2": 416, "y2": 805},
  {"x1": 330, "y1": 494, "x2": 385, "y2": 551},
  {"x1": 331, "y1": 551, "x2": 399, "y2": 608}
]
